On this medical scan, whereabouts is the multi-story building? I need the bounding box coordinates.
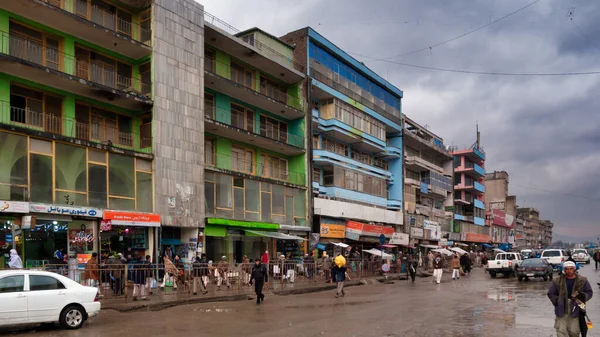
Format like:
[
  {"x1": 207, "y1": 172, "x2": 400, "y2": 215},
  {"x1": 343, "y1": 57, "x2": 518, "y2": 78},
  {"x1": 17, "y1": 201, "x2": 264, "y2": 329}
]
[
  {"x1": 202, "y1": 18, "x2": 310, "y2": 262},
  {"x1": 402, "y1": 115, "x2": 453, "y2": 245},
  {"x1": 484, "y1": 171, "x2": 517, "y2": 246},
  {"x1": 541, "y1": 220, "x2": 553, "y2": 247},
  {"x1": 280, "y1": 28, "x2": 404, "y2": 249},
  {"x1": 515, "y1": 217, "x2": 526, "y2": 248},
  {"x1": 517, "y1": 207, "x2": 547, "y2": 248},
  {"x1": 0, "y1": 0, "x2": 205, "y2": 265},
  {"x1": 451, "y1": 132, "x2": 487, "y2": 245}
]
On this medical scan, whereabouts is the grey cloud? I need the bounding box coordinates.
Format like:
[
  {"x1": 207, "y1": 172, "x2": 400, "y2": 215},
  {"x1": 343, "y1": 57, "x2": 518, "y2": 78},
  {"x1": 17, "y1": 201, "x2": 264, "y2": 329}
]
[{"x1": 199, "y1": 0, "x2": 600, "y2": 240}]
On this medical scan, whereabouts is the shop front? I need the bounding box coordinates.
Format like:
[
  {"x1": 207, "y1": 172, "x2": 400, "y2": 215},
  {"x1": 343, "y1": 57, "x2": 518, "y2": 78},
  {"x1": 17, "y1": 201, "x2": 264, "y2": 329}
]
[
  {"x1": 463, "y1": 232, "x2": 491, "y2": 247},
  {"x1": 278, "y1": 225, "x2": 311, "y2": 261},
  {"x1": 345, "y1": 220, "x2": 394, "y2": 249},
  {"x1": 26, "y1": 203, "x2": 103, "y2": 268},
  {"x1": 317, "y1": 217, "x2": 347, "y2": 257},
  {"x1": 0, "y1": 201, "x2": 29, "y2": 268},
  {"x1": 490, "y1": 210, "x2": 514, "y2": 244},
  {"x1": 100, "y1": 210, "x2": 159, "y2": 261}
]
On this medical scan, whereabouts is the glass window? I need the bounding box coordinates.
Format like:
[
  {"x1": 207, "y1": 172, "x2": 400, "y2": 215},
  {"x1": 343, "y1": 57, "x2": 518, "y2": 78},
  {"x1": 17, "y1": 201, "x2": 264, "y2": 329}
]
[
  {"x1": 109, "y1": 197, "x2": 135, "y2": 210},
  {"x1": 205, "y1": 139, "x2": 215, "y2": 166},
  {"x1": 293, "y1": 189, "x2": 305, "y2": 217},
  {"x1": 261, "y1": 192, "x2": 271, "y2": 222},
  {"x1": 272, "y1": 184, "x2": 285, "y2": 215},
  {"x1": 136, "y1": 172, "x2": 152, "y2": 212},
  {"x1": 55, "y1": 143, "x2": 87, "y2": 192},
  {"x1": 0, "y1": 131, "x2": 28, "y2": 200},
  {"x1": 109, "y1": 154, "x2": 134, "y2": 198},
  {"x1": 205, "y1": 181, "x2": 215, "y2": 216},
  {"x1": 55, "y1": 191, "x2": 87, "y2": 206},
  {"x1": 88, "y1": 164, "x2": 107, "y2": 208},
  {"x1": 0, "y1": 275, "x2": 25, "y2": 293},
  {"x1": 245, "y1": 179, "x2": 259, "y2": 213},
  {"x1": 29, "y1": 275, "x2": 65, "y2": 291},
  {"x1": 216, "y1": 174, "x2": 232, "y2": 209},
  {"x1": 30, "y1": 153, "x2": 53, "y2": 203},
  {"x1": 88, "y1": 149, "x2": 106, "y2": 163},
  {"x1": 234, "y1": 188, "x2": 244, "y2": 219}
]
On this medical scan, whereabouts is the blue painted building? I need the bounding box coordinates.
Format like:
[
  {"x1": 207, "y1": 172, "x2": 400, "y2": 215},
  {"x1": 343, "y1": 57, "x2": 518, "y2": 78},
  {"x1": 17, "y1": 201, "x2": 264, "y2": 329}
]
[{"x1": 281, "y1": 28, "x2": 404, "y2": 245}]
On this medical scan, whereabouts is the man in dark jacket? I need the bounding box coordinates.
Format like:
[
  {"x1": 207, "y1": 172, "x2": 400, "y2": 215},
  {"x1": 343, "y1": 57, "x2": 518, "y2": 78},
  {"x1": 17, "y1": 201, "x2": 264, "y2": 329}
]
[
  {"x1": 332, "y1": 263, "x2": 347, "y2": 298},
  {"x1": 460, "y1": 253, "x2": 472, "y2": 274},
  {"x1": 593, "y1": 250, "x2": 600, "y2": 270},
  {"x1": 192, "y1": 253, "x2": 209, "y2": 295},
  {"x1": 432, "y1": 253, "x2": 444, "y2": 284},
  {"x1": 250, "y1": 258, "x2": 269, "y2": 305},
  {"x1": 547, "y1": 261, "x2": 593, "y2": 337}
]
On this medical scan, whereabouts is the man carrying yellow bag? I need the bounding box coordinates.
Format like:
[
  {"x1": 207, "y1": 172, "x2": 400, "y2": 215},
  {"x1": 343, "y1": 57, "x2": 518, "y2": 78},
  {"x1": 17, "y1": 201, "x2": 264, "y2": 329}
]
[{"x1": 333, "y1": 254, "x2": 347, "y2": 298}]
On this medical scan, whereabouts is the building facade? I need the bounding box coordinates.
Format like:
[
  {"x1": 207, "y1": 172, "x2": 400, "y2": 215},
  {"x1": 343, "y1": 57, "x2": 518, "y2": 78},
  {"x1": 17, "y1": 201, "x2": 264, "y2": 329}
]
[
  {"x1": 451, "y1": 134, "x2": 487, "y2": 245},
  {"x1": 281, "y1": 28, "x2": 404, "y2": 250},
  {"x1": 517, "y1": 207, "x2": 553, "y2": 248},
  {"x1": 402, "y1": 115, "x2": 453, "y2": 246},
  {"x1": 0, "y1": 0, "x2": 205, "y2": 266},
  {"x1": 202, "y1": 19, "x2": 309, "y2": 262},
  {"x1": 484, "y1": 171, "x2": 517, "y2": 246}
]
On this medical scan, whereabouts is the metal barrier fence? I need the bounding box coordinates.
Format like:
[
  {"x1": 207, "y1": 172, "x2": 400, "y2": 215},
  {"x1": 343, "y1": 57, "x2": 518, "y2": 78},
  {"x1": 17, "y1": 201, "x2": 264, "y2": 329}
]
[{"x1": 36, "y1": 260, "x2": 398, "y2": 301}]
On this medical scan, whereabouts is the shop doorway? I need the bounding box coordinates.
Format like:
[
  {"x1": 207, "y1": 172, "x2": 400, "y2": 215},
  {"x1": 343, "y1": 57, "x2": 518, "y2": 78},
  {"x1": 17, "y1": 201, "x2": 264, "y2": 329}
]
[
  {"x1": 234, "y1": 239, "x2": 243, "y2": 263},
  {"x1": 24, "y1": 221, "x2": 68, "y2": 267}
]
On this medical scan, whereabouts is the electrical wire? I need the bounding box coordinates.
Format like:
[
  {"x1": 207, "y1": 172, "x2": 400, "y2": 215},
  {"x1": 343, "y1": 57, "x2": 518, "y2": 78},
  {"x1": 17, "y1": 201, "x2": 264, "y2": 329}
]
[
  {"x1": 354, "y1": 0, "x2": 541, "y2": 62},
  {"x1": 512, "y1": 183, "x2": 600, "y2": 201},
  {"x1": 570, "y1": 18, "x2": 600, "y2": 53},
  {"x1": 349, "y1": 52, "x2": 600, "y2": 76}
]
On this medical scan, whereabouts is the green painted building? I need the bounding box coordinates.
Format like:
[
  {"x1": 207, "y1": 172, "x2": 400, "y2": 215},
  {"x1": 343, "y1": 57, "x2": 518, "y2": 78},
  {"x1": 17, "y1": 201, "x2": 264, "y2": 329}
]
[{"x1": 202, "y1": 21, "x2": 309, "y2": 262}]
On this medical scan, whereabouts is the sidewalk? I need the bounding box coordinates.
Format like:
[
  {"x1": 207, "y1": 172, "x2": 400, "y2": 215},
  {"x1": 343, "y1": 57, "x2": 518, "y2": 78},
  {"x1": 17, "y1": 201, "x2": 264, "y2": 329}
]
[{"x1": 101, "y1": 273, "x2": 408, "y2": 312}]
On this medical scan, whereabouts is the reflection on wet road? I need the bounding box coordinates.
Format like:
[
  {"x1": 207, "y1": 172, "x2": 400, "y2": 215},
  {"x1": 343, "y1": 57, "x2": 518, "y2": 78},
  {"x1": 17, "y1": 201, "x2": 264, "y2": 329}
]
[{"x1": 5, "y1": 265, "x2": 599, "y2": 337}]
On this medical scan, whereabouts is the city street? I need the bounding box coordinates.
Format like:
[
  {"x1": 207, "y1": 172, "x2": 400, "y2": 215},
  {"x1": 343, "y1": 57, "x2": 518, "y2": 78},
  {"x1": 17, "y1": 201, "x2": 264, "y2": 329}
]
[{"x1": 5, "y1": 265, "x2": 600, "y2": 337}]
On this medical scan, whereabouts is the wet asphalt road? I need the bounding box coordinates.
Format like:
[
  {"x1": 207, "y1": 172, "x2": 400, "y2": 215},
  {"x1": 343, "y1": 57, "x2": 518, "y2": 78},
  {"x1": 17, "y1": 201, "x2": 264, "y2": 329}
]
[{"x1": 4, "y1": 264, "x2": 600, "y2": 337}]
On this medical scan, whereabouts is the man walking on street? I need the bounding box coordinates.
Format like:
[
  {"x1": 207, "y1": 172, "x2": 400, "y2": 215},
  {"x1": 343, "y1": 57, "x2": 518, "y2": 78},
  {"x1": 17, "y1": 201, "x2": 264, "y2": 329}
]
[
  {"x1": 547, "y1": 261, "x2": 593, "y2": 337},
  {"x1": 332, "y1": 262, "x2": 347, "y2": 298},
  {"x1": 407, "y1": 255, "x2": 417, "y2": 283},
  {"x1": 451, "y1": 255, "x2": 461, "y2": 280},
  {"x1": 593, "y1": 250, "x2": 600, "y2": 270},
  {"x1": 433, "y1": 253, "x2": 443, "y2": 284},
  {"x1": 250, "y1": 258, "x2": 268, "y2": 305}
]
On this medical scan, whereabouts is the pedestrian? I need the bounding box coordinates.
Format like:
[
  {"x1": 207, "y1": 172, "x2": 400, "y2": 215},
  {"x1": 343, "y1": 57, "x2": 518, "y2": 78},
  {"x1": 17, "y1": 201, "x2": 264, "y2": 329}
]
[
  {"x1": 261, "y1": 250, "x2": 270, "y2": 265},
  {"x1": 192, "y1": 253, "x2": 208, "y2": 295},
  {"x1": 593, "y1": 250, "x2": 600, "y2": 270},
  {"x1": 144, "y1": 255, "x2": 155, "y2": 295},
  {"x1": 241, "y1": 255, "x2": 251, "y2": 285},
  {"x1": 407, "y1": 255, "x2": 417, "y2": 283},
  {"x1": 249, "y1": 257, "x2": 268, "y2": 305},
  {"x1": 216, "y1": 256, "x2": 231, "y2": 290},
  {"x1": 427, "y1": 251, "x2": 434, "y2": 271},
  {"x1": 450, "y1": 255, "x2": 460, "y2": 280},
  {"x1": 160, "y1": 255, "x2": 178, "y2": 290},
  {"x1": 163, "y1": 246, "x2": 174, "y2": 261},
  {"x1": 106, "y1": 253, "x2": 125, "y2": 295},
  {"x1": 460, "y1": 253, "x2": 472, "y2": 275},
  {"x1": 332, "y1": 261, "x2": 347, "y2": 298},
  {"x1": 8, "y1": 249, "x2": 23, "y2": 269},
  {"x1": 303, "y1": 253, "x2": 313, "y2": 279},
  {"x1": 433, "y1": 253, "x2": 443, "y2": 284},
  {"x1": 322, "y1": 251, "x2": 332, "y2": 283},
  {"x1": 547, "y1": 261, "x2": 593, "y2": 337},
  {"x1": 84, "y1": 252, "x2": 99, "y2": 288},
  {"x1": 132, "y1": 256, "x2": 148, "y2": 301},
  {"x1": 54, "y1": 247, "x2": 66, "y2": 275}
]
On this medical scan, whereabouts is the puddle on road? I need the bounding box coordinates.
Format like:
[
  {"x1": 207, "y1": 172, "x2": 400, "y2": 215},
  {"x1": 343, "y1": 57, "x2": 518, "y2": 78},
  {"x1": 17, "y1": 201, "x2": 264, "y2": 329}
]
[
  {"x1": 192, "y1": 307, "x2": 233, "y2": 313},
  {"x1": 487, "y1": 290, "x2": 516, "y2": 301},
  {"x1": 280, "y1": 299, "x2": 377, "y2": 310}
]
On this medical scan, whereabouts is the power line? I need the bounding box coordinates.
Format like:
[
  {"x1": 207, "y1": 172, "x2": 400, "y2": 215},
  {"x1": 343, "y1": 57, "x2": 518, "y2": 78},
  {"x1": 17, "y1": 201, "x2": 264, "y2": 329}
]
[
  {"x1": 512, "y1": 183, "x2": 600, "y2": 201},
  {"x1": 349, "y1": 52, "x2": 600, "y2": 76},
  {"x1": 353, "y1": 0, "x2": 541, "y2": 62},
  {"x1": 568, "y1": 10, "x2": 600, "y2": 53}
]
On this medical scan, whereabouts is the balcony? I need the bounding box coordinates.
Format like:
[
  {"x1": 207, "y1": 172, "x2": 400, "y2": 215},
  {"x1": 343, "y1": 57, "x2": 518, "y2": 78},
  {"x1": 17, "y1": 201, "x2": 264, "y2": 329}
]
[
  {"x1": 0, "y1": 32, "x2": 151, "y2": 110},
  {"x1": 203, "y1": 12, "x2": 304, "y2": 84},
  {"x1": 204, "y1": 60, "x2": 304, "y2": 120},
  {"x1": 205, "y1": 104, "x2": 305, "y2": 156},
  {"x1": 474, "y1": 216, "x2": 485, "y2": 226},
  {"x1": 0, "y1": 103, "x2": 152, "y2": 154},
  {"x1": 474, "y1": 199, "x2": 485, "y2": 209},
  {"x1": 450, "y1": 145, "x2": 486, "y2": 161},
  {"x1": 376, "y1": 146, "x2": 402, "y2": 159},
  {"x1": 314, "y1": 197, "x2": 403, "y2": 225},
  {"x1": 309, "y1": 59, "x2": 401, "y2": 125},
  {"x1": 455, "y1": 162, "x2": 485, "y2": 178},
  {"x1": 402, "y1": 129, "x2": 451, "y2": 157},
  {"x1": 205, "y1": 152, "x2": 305, "y2": 187},
  {"x1": 404, "y1": 155, "x2": 444, "y2": 174},
  {"x1": 4, "y1": 0, "x2": 152, "y2": 59},
  {"x1": 474, "y1": 181, "x2": 485, "y2": 193}
]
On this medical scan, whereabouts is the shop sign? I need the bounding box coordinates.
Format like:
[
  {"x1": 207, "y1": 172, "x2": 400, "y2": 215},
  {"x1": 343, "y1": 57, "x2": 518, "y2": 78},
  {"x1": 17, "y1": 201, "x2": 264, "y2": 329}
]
[
  {"x1": 320, "y1": 224, "x2": 346, "y2": 238},
  {"x1": 77, "y1": 254, "x2": 92, "y2": 264},
  {"x1": 70, "y1": 230, "x2": 94, "y2": 243},
  {"x1": 410, "y1": 227, "x2": 424, "y2": 239},
  {"x1": 345, "y1": 220, "x2": 394, "y2": 237},
  {"x1": 492, "y1": 210, "x2": 514, "y2": 228},
  {"x1": 21, "y1": 216, "x2": 35, "y2": 230},
  {"x1": 439, "y1": 238, "x2": 448, "y2": 246},
  {"x1": 426, "y1": 225, "x2": 441, "y2": 241},
  {"x1": 465, "y1": 233, "x2": 491, "y2": 243},
  {"x1": 100, "y1": 220, "x2": 112, "y2": 232},
  {"x1": 423, "y1": 220, "x2": 439, "y2": 230},
  {"x1": 0, "y1": 201, "x2": 29, "y2": 213},
  {"x1": 345, "y1": 232, "x2": 360, "y2": 241},
  {"x1": 103, "y1": 211, "x2": 160, "y2": 227},
  {"x1": 30, "y1": 203, "x2": 102, "y2": 218},
  {"x1": 448, "y1": 232, "x2": 461, "y2": 241},
  {"x1": 389, "y1": 232, "x2": 409, "y2": 246}
]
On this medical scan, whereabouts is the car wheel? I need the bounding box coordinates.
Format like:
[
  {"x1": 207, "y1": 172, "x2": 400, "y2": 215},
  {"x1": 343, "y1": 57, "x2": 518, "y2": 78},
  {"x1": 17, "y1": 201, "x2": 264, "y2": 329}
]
[
  {"x1": 524, "y1": 277, "x2": 530, "y2": 282},
  {"x1": 490, "y1": 272, "x2": 496, "y2": 278},
  {"x1": 60, "y1": 305, "x2": 86, "y2": 330}
]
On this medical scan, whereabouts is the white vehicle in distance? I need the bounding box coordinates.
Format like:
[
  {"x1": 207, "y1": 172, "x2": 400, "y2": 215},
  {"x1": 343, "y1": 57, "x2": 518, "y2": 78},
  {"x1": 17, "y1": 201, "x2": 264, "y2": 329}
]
[
  {"x1": 571, "y1": 249, "x2": 591, "y2": 264},
  {"x1": 540, "y1": 249, "x2": 567, "y2": 268},
  {"x1": 0, "y1": 270, "x2": 101, "y2": 330}
]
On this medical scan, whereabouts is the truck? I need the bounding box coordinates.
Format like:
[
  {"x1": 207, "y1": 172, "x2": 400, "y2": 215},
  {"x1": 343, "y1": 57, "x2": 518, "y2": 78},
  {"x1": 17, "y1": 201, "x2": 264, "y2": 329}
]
[{"x1": 486, "y1": 252, "x2": 523, "y2": 278}]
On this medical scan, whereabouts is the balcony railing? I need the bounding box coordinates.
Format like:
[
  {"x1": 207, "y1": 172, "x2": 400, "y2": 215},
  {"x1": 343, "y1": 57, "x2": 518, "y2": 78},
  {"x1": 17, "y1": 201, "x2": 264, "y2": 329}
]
[
  {"x1": 203, "y1": 11, "x2": 304, "y2": 73},
  {"x1": 0, "y1": 102, "x2": 152, "y2": 154},
  {"x1": 1, "y1": 31, "x2": 151, "y2": 97},
  {"x1": 402, "y1": 130, "x2": 450, "y2": 156},
  {"x1": 206, "y1": 152, "x2": 305, "y2": 185},
  {"x1": 309, "y1": 60, "x2": 401, "y2": 124},
  {"x1": 205, "y1": 58, "x2": 303, "y2": 111},
  {"x1": 42, "y1": 0, "x2": 152, "y2": 46},
  {"x1": 205, "y1": 103, "x2": 305, "y2": 149}
]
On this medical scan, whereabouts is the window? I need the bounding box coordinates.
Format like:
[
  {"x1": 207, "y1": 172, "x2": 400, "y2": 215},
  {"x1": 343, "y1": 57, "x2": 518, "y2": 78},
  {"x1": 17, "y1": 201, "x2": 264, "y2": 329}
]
[
  {"x1": 204, "y1": 93, "x2": 215, "y2": 119},
  {"x1": 231, "y1": 103, "x2": 254, "y2": 132},
  {"x1": 322, "y1": 138, "x2": 347, "y2": 156},
  {"x1": 260, "y1": 115, "x2": 287, "y2": 143},
  {"x1": 10, "y1": 22, "x2": 60, "y2": 71},
  {"x1": 75, "y1": 46, "x2": 134, "y2": 91},
  {"x1": 29, "y1": 275, "x2": 65, "y2": 291},
  {"x1": 259, "y1": 77, "x2": 287, "y2": 103},
  {"x1": 351, "y1": 149, "x2": 372, "y2": 165},
  {"x1": 232, "y1": 146, "x2": 253, "y2": 174},
  {"x1": 0, "y1": 275, "x2": 25, "y2": 293},
  {"x1": 242, "y1": 33, "x2": 255, "y2": 46},
  {"x1": 321, "y1": 98, "x2": 386, "y2": 141},
  {"x1": 139, "y1": 114, "x2": 152, "y2": 148},
  {"x1": 140, "y1": 9, "x2": 152, "y2": 44},
  {"x1": 312, "y1": 135, "x2": 320, "y2": 149},
  {"x1": 261, "y1": 154, "x2": 288, "y2": 181},
  {"x1": 334, "y1": 166, "x2": 386, "y2": 197},
  {"x1": 204, "y1": 139, "x2": 215, "y2": 166},
  {"x1": 205, "y1": 49, "x2": 215, "y2": 73},
  {"x1": 10, "y1": 85, "x2": 63, "y2": 133},
  {"x1": 312, "y1": 167, "x2": 321, "y2": 183},
  {"x1": 230, "y1": 62, "x2": 253, "y2": 88},
  {"x1": 139, "y1": 62, "x2": 151, "y2": 95}
]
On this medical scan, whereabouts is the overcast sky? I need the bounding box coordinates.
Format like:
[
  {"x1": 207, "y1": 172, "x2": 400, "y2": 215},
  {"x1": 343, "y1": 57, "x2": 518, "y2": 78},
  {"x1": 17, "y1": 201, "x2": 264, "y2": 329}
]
[{"x1": 199, "y1": 0, "x2": 600, "y2": 242}]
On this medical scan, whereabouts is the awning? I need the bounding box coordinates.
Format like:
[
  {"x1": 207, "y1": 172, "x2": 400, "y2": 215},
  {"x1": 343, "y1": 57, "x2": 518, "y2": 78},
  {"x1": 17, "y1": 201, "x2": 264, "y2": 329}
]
[
  {"x1": 433, "y1": 248, "x2": 455, "y2": 256},
  {"x1": 449, "y1": 247, "x2": 468, "y2": 255},
  {"x1": 362, "y1": 249, "x2": 393, "y2": 258},
  {"x1": 482, "y1": 243, "x2": 494, "y2": 248},
  {"x1": 245, "y1": 230, "x2": 307, "y2": 241},
  {"x1": 382, "y1": 244, "x2": 397, "y2": 248},
  {"x1": 493, "y1": 248, "x2": 506, "y2": 253},
  {"x1": 330, "y1": 242, "x2": 350, "y2": 248},
  {"x1": 455, "y1": 243, "x2": 469, "y2": 247},
  {"x1": 421, "y1": 244, "x2": 440, "y2": 249}
]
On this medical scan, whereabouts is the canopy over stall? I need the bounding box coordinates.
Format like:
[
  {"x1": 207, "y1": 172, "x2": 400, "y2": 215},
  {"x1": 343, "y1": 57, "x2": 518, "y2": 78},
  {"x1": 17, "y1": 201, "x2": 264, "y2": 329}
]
[
  {"x1": 449, "y1": 247, "x2": 468, "y2": 255},
  {"x1": 362, "y1": 249, "x2": 393, "y2": 259},
  {"x1": 245, "y1": 230, "x2": 307, "y2": 241},
  {"x1": 433, "y1": 248, "x2": 455, "y2": 256}
]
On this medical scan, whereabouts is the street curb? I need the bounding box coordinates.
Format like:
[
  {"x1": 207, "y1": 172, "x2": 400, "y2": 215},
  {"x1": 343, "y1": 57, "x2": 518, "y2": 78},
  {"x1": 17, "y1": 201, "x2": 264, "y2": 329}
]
[{"x1": 102, "y1": 274, "x2": 409, "y2": 312}]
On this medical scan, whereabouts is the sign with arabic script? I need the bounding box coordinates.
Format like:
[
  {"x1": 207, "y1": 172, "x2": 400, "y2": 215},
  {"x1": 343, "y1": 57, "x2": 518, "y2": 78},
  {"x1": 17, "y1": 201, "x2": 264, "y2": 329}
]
[{"x1": 29, "y1": 203, "x2": 103, "y2": 218}]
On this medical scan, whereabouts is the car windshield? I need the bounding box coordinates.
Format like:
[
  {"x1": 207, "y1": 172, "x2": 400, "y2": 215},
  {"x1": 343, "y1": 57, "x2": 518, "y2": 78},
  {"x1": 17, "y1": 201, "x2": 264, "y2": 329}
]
[
  {"x1": 521, "y1": 259, "x2": 545, "y2": 267},
  {"x1": 543, "y1": 251, "x2": 561, "y2": 257},
  {"x1": 573, "y1": 250, "x2": 586, "y2": 254}
]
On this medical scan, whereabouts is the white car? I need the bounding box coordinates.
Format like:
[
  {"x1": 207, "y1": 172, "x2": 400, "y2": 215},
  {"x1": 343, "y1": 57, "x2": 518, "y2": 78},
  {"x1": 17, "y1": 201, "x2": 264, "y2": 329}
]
[
  {"x1": 541, "y1": 249, "x2": 567, "y2": 267},
  {"x1": 572, "y1": 249, "x2": 591, "y2": 264},
  {"x1": 0, "y1": 270, "x2": 101, "y2": 329}
]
